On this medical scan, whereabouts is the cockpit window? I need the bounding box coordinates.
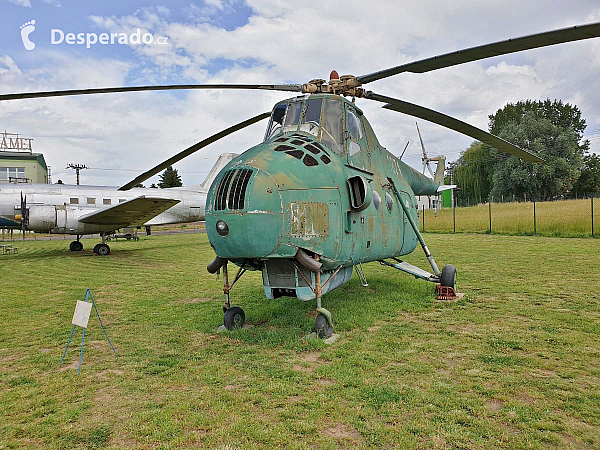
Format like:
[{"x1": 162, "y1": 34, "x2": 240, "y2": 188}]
[
  {"x1": 299, "y1": 98, "x2": 323, "y2": 137},
  {"x1": 282, "y1": 101, "x2": 303, "y2": 134},
  {"x1": 264, "y1": 97, "x2": 345, "y2": 156},
  {"x1": 320, "y1": 99, "x2": 344, "y2": 155},
  {"x1": 265, "y1": 103, "x2": 287, "y2": 140}
]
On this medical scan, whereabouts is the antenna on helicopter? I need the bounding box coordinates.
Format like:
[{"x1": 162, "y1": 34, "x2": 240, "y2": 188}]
[{"x1": 400, "y1": 141, "x2": 410, "y2": 160}]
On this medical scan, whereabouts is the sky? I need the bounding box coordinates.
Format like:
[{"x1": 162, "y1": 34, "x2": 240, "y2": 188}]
[{"x1": 1, "y1": 0, "x2": 599, "y2": 187}]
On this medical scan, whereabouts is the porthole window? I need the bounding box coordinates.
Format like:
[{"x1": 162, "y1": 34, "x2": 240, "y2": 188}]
[
  {"x1": 373, "y1": 190, "x2": 381, "y2": 210},
  {"x1": 385, "y1": 192, "x2": 393, "y2": 212}
]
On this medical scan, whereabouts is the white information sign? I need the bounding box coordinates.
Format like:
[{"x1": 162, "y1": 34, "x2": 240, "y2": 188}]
[{"x1": 72, "y1": 300, "x2": 93, "y2": 328}]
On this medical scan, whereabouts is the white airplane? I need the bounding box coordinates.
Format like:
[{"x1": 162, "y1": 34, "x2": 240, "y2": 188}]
[{"x1": 0, "y1": 152, "x2": 237, "y2": 255}]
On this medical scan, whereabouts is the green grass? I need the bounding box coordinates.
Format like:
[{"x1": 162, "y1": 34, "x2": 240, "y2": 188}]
[
  {"x1": 0, "y1": 233, "x2": 599, "y2": 448},
  {"x1": 421, "y1": 197, "x2": 599, "y2": 237}
]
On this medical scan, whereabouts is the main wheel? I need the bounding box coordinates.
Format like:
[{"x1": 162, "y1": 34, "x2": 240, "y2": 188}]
[
  {"x1": 441, "y1": 265, "x2": 457, "y2": 290},
  {"x1": 315, "y1": 313, "x2": 333, "y2": 338},
  {"x1": 70, "y1": 241, "x2": 83, "y2": 252},
  {"x1": 224, "y1": 306, "x2": 245, "y2": 330},
  {"x1": 95, "y1": 243, "x2": 110, "y2": 256}
]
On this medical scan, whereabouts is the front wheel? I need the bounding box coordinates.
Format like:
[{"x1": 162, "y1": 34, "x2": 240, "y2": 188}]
[
  {"x1": 441, "y1": 265, "x2": 457, "y2": 290},
  {"x1": 315, "y1": 313, "x2": 333, "y2": 338},
  {"x1": 224, "y1": 306, "x2": 245, "y2": 330},
  {"x1": 70, "y1": 241, "x2": 83, "y2": 252}
]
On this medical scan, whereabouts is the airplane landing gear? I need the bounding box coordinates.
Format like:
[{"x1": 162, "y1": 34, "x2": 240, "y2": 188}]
[
  {"x1": 93, "y1": 233, "x2": 111, "y2": 256},
  {"x1": 69, "y1": 236, "x2": 83, "y2": 252}
]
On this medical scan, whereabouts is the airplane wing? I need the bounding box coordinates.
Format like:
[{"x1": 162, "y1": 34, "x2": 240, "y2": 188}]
[
  {"x1": 78, "y1": 196, "x2": 180, "y2": 227},
  {"x1": 437, "y1": 185, "x2": 457, "y2": 192}
]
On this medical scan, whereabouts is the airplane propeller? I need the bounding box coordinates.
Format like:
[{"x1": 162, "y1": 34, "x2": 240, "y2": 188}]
[
  {"x1": 1, "y1": 21, "x2": 600, "y2": 165},
  {"x1": 20, "y1": 191, "x2": 28, "y2": 239}
]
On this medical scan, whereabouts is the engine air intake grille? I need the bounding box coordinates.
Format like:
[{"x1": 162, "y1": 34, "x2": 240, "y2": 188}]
[{"x1": 214, "y1": 168, "x2": 254, "y2": 211}]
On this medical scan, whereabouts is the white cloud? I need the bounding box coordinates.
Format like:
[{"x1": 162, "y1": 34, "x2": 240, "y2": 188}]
[
  {"x1": 6, "y1": 0, "x2": 31, "y2": 7},
  {"x1": 1, "y1": 0, "x2": 599, "y2": 187}
]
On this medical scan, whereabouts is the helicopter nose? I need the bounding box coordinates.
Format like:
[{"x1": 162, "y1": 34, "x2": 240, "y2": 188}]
[{"x1": 206, "y1": 167, "x2": 283, "y2": 259}]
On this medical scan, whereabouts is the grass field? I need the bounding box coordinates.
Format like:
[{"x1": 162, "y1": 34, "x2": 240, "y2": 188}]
[
  {"x1": 421, "y1": 198, "x2": 599, "y2": 238},
  {"x1": 0, "y1": 233, "x2": 599, "y2": 448}
]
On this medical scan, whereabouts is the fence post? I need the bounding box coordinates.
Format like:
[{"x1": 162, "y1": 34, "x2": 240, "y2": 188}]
[
  {"x1": 592, "y1": 195, "x2": 595, "y2": 237},
  {"x1": 533, "y1": 198, "x2": 537, "y2": 235},
  {"x1": 488, "y1": 198, "x2": 492, "y2": 234},
  {"x1": 422, "y1": 205, "x2": 425, "y2": 232},
  {"x1": 453, "y1": 195, "x2": 456, "y2": 233}
]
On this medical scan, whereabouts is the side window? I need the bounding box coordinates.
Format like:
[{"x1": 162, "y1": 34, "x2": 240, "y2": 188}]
[
  {"x1": 320, "y1": 99, "x2": 344, "y2": 156},
  {"x1": 347, "y1": 110, "x2": 363, "y2": 156},
  {"x1": 87, "y1": 197, "x2": 96, "y2": 205},
  {"x1": 103, "y1": 199, "x2": 111, "y2": 205},
  {"x1": 70, "y1": 197, "x2": 79, "y2": 205}
]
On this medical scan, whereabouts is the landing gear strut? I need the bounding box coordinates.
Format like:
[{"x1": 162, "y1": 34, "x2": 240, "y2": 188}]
[
  {"x1": 220, "y1": 262, "x2": 247, "y2": 330},
  {"x1": 93, "y1": 233, "x2": 111, "y2": 256},
  {"x1": 69, "y1": 235, "x2": 83, "y2": 252},
  {"x1": 313, "y1": 254, "x2": 334, "y2": 338}
]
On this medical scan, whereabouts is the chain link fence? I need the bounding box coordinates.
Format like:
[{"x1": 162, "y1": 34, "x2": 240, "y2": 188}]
[{"x1": 420, "y1": 196, "x2": 598, "y2": 238}]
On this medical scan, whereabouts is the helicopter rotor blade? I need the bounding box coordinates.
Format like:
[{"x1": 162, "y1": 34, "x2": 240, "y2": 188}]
[
  {"x1": 357, "y1": 22, "x2": 600, "y2": 84},
  {"x1": 365, "y1": 91, "x2": 544, "y2": 163},
  {"x1": 119, "y1": 111, "x2": 271, "y2": 191},
  {"x1": 0, "y1": 84, "x2": 303, "y2": 102}
]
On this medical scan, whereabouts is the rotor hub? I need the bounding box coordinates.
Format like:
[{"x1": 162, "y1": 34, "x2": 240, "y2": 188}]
[{"x1": 302, "y1": 73, "x2": 365, "y2": 98}]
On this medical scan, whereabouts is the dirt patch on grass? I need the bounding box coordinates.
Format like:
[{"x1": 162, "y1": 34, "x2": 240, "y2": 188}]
[
  {"x1": 487, "y1": 399, "x2": 504, "y2": 412},
  {"x1": 292, "y1": 352, "x2": 325, "y2": 373},
  {"x1": 321, "y1": 423, "x2": 361, "y2": 441},
  {"x1": 177, "y1": 298, "x2": 212, "y2": 304},
  {"x1": 97, "y1": 369, "x2": 125, "y2": 381},
  {"x1": 58, "y1": 359, "x2": 79, "y2": 371},
  {"x1": 316, "y1": 378, "x2": 334, "y2": 387}
]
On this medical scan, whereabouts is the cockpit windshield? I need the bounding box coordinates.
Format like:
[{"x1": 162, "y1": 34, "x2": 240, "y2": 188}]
[{"x1": 264, "y1": 97, "x2": 345, "y2": 156}]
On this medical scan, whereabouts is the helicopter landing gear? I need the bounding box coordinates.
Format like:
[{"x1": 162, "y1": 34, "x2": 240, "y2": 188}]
[
  {"x1": 93, "y1": 233, "x2": 111, "y2": 256},
  {"x1": 69, "y1": 236, "x2": 83, "y2": 252},
  {"x1": 220, "y1": 261, "x2": 248, "y2": 330},
  {"x1": 313, "y1": 254, "x2": 335, "y2": 338}
]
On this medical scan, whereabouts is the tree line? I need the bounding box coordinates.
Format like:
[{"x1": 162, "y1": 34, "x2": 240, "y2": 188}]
[{"x1": 448, "y1": 99, "x2": 600, "y2": 203}]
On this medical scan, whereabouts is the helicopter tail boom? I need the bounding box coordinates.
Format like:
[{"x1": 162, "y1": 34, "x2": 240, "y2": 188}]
[{"x1": 398, "y1": 159, "x2": 441, "y2": 196}]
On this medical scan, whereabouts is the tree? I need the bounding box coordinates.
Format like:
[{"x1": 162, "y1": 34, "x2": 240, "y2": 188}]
[
  {"x1": 158, "y1": 166, "x2": 183, "y2": 188},
  {"x1": 453, "y1": 142, "x2": 493, "y2": 204},
  {"x1": 486, "y1": 100, "x2": 587, "y2": 200},
  {"x1": 572, "y1": 154, "x2": 600, "y2": 196},
  {"x1": 150, "y1": 183, "x2": 158, "y2": 188},
  {"x1": 56, "y1": 179, "x2": 63, "y2": 184},
  {"x1": 134, "y1": 183, "x2": 145, "y2": 188}
]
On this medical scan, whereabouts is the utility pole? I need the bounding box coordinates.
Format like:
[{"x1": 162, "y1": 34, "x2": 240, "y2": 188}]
[{"x1": 67, "y1": 163, "x2": 87, "y2": 185}]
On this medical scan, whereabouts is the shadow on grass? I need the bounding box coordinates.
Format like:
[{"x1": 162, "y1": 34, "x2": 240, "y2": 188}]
[{"x1": 211, "y1": 273, "x2": 437, "y2": 350}]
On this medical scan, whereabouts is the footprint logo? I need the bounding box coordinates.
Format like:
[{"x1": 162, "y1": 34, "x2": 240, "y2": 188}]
[{"x1": 20, "y1": 20, "x2": 36, "y2": 51}]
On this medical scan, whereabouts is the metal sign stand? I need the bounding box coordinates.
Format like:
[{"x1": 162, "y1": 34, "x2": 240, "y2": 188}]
[{"x1": 60, "y1": 288, "x2": 118, "y2": 374}]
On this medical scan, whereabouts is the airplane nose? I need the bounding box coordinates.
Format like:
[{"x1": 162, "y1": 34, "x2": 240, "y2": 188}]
[{"x1": 206, "y1": 166, "x2": 283, "y2": 259}]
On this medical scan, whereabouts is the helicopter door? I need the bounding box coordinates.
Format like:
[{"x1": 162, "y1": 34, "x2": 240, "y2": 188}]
[{"x1": 345, "y1": 106, "x2": 368, "y2": 170}]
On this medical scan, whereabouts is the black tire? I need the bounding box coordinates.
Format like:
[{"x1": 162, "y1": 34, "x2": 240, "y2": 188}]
[
  {"x1": 96, "y1": 243, "x2": 110, "y2": 256},
  {"x1": 315, "y1": 313, "x2": 334, "y2": 338},
  {"x1": 70, "y1": 241, "x2": 83, "y2": 252},
  {"x1": 224, "y1": 306, "x2": 245, "y2": 330},
  {"x1": 441, "y1": 265, "x2": 457, "y2": 290}
]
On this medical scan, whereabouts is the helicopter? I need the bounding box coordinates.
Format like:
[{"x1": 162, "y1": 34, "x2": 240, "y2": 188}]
[{"x1": 2, "y1": 21, "x2": 599, "y2": 336}]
